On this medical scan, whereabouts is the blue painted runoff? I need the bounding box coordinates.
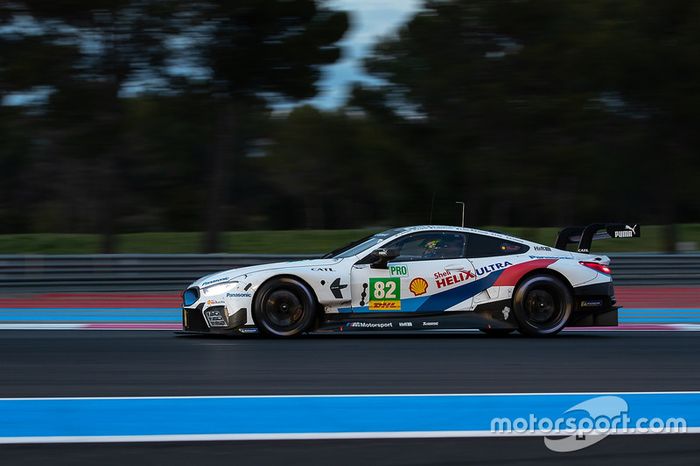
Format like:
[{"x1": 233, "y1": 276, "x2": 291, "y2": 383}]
[{"x1": 0, "y1": 392, "x2": 698, "y2": 438}]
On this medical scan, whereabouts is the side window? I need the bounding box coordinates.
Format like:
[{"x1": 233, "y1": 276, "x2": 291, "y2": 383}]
[
  {"x1": 386, "y1": 232, "x2": 466, "y2": 262},
  {"x1": 466, "y1": 234, "x2": 530, "y2": 258}
]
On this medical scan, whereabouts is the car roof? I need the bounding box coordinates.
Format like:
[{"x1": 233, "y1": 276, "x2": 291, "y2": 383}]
[{"x1": 382, "y1": 225, "x2": 527, "y2": 243}]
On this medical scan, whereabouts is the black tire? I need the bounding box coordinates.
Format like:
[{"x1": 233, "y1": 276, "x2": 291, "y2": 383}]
[
  {"x1": 253, "y1": 277, "x2": 317, "y2": 337},
  {"x1": 479, "y1": 328, "x2": 516, "y2": 336},
  {"x1": 512, "y1": 275, "x2": 572, "y2": 337}
]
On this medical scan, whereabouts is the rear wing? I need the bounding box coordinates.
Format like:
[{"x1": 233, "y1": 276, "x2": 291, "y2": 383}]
[{"x1": 555, "y1": 223, "x2": 641, "y2": 253}]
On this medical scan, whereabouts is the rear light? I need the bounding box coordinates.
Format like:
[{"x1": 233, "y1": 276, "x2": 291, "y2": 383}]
[{"x1": 580, "y1": 261, "x2": 611, "y2": 275}]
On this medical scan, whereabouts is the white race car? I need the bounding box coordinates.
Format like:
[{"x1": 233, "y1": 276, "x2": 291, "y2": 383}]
[{"x1": 181, "y1": 224, "x2": 639, "y2": 337}]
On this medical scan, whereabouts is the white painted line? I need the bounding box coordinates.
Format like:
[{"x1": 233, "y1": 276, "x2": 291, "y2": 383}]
[
  {"x1": 2, "y1": 390, "x2": 700, "y2": 401},
  {"x1": 0, "y1": 428, "x2": 698, "y2": 444}
]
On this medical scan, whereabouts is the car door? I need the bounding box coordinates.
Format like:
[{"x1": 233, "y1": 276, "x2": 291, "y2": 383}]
[
  {"x1": 464, "y1": 232, "x2": 531, "y2": 304},
  {"x1": 350, "y1": 231, "x2": 475, "y2": 314}
]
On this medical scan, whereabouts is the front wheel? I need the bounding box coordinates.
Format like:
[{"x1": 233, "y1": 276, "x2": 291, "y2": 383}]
[
  {"x1": 253, "y1": 278, "x2": 317, "y2": 337},
  {"x1": 512, "y1": 275, "x2": 572, "y2": 337}
]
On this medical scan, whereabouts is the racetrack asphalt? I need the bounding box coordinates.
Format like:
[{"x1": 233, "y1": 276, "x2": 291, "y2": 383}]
[
  {"x1": 2, "y1": 330, "x2": 700, "y2": 396},
  {"x1": 1, "y1": 330, "x2": 699, "y2": 465}
]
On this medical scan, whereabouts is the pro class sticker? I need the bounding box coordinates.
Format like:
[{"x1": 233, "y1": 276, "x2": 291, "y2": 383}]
[{"x1": 369, "y1": 277, "x2": 401, "y2": 310}]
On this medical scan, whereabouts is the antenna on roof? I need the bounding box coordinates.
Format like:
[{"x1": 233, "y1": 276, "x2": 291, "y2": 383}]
[
  {"x1": 428, "y1": 191, "x2": 436, "y2": 224},
  {"x1": 456, "y1": 201, "x2": 465, "y2": 227}
]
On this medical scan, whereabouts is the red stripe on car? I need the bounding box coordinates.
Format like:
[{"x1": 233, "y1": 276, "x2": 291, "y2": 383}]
[{"x1": 493, "y1": 259, "x2": 558, "y2": 286}]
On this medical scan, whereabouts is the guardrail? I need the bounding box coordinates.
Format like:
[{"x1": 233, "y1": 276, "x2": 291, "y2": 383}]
[
  {"x1": 0, "y1": 253, "x2": 699, "y2": 292},
  {"x1": 608, "y1": 253, "x2": 700, "y2": 285}
]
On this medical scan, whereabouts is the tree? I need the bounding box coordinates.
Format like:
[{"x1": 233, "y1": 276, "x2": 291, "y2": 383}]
[
  {"x1": 195, "y1": 0, "x2": 349, "y2": 250},
  {"x1": 1, "y1": 0, "x2": 181, "y2": 251},
  {"x1": 1, "y1": 1, "x2": 349, "y2": 243},
  {"x1": 261, "y1": 105, "x2": 419, "y2": 229},
  {"x1": 360, "y1": 0, "x2": 700, "y2": 231}
]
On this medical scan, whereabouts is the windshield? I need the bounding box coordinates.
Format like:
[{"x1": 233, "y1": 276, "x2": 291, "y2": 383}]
[{"x1": 323, "y1": 228, "x2": 405, "y2": 259}]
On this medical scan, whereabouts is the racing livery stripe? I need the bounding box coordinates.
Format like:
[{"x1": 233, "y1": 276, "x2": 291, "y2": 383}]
[
  {"x1": 340, "y1": 270, "x2": 505, "y2": 313},
  {"x1": 415, "y1": 269, "x2": 504, "y2": 312},
  {"x1": 341, "y1": 259, "x2": 557, "y2": 313},
  {"x1": 492, "y1": 259, "x2": 558, "y2": 287}
]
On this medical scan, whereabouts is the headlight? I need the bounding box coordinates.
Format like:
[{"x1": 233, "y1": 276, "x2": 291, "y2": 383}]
[
  {"x1": 182, "y1": 288, "x2": 199, "y2": 306},
  {"x1": 201, "y1": 281, "x2": 239, "y2": 296}
]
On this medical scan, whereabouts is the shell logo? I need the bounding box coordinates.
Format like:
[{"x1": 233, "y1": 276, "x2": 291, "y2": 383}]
[{"x1": 409, "y1": 277, "x2": 429, "y2": 296}]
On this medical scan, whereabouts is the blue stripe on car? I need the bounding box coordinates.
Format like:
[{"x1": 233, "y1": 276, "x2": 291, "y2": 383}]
[
  {"x1": 415, "y1": 270, "x2": 503, "y2": 312},
  {"x1": 339, "y1": 270, "x2": 505, "y2": 313}
]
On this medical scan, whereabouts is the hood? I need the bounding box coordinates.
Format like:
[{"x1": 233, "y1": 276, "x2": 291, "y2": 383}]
[{"x1": 191, "y1": 258, "x2": 342, "y2": 288}]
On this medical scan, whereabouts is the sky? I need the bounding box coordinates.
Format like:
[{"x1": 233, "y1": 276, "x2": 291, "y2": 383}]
[{"x1": 309, "y1": 0, "x2": 422, "y2": 108}]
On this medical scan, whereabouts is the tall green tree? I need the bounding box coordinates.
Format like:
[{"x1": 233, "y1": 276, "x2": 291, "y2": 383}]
[
  {"x1": 196, "y1": 1, "x2": 348, "y2": 250},
  {"x1": 1, "y1": 1, "x2": 181, "y2": 251},
  {"x1": 361, "y1": 0, "x2": 700, "y2": 232},
  {"x1": 261, "y1": 105, "x2": 420, "y2": 229}
]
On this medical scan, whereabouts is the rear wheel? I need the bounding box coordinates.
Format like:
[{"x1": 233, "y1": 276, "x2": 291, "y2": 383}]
[
  {"x1": 513, "y1": 275, "x2": 572, "y2": 337},
  {"x1": 253, "y1": 278, "x2": 317, "y2": 337}
]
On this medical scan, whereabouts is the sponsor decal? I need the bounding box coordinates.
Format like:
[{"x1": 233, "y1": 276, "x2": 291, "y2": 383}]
[
  {"x1": 206, "y1": 299, "x2": 224, "y2": 305},
  {"x1": 422, "y1": 321, "x2": 439, "y2": 327},
  {"x1": 534, "y1": 246, "x2": 552, "y2": 251},
  {"x1": 434, "y1": 269, "x2": 475, "y2": 289},
  {"x1": 409, "y1": 277, "x2": 429, "y2": 296},
  {"x1": 346, "y1": 322, "x2": 393, "y2": 329},
  {"x1": 330, "y1": 278, "x2": 348, "y2": 299},
  {"x1": 502, "y1": 306, "x2": 511, "y2": 320},
  {"x1": 613, "y1": 224, "x2": 639, "y2": 238},
  {"x1": 491, "y1": 395, "x2": 686, "y2": 453},
  {"x1": 432, "y1": 262, "x2": 512, "y2": 290},
  {"x1": 369, "y1": 277, "x2": 401, "y2": 310},
  {"x1": 474, "y1": 261, "x2": 512, "y2": 277},
  {"x1": 580, "y1": 299, "x2": 603, "y2": 308},
  {"x1": 202, "y1": 277, "x2": 229, "y2": 287},
  {"x1": 312, "y1": 267, "x2": 334, "y2": 272},
  {"x1": 389, "y1": 264, "x2": 408, "y2": 277},
  {"x1": 238, "y1": 327, "x2": 259, "y2": 334},
  {"x1": 359, "y1": 282, "x2": 368, "y2": 306},
  {"x1": 226, "y1": 292, "x2": 252, "y2": 298},
  {"x1": 369, "y1": 301, "x2": 401, "y2": 310},
  {"x1": 398, "y1": 322, "x2": 413, "y2": 327},
  {"x1": 529, "y1": 255, "x2": 570, "y2": 260}
]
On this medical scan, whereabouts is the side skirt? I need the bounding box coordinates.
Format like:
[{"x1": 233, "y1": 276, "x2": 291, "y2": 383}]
[{"x1": 316, "y1": 300, "x2": 518, "y2": 333}]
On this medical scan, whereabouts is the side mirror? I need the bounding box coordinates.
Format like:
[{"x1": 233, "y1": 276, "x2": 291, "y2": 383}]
[{"x1": 370, "y1": 247, "x2": 400, "y2": 269}]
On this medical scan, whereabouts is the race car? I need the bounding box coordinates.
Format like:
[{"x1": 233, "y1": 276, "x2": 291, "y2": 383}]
[{"x1": 181, "y1": 223, "x2": 639, "y2": 337}]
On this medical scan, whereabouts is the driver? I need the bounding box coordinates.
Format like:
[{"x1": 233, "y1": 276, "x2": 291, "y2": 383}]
[{"x1": 422, "y1": 235, "x2": 463, "y2": 259}]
